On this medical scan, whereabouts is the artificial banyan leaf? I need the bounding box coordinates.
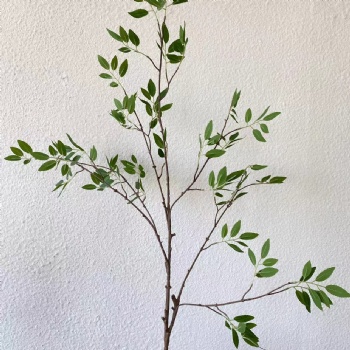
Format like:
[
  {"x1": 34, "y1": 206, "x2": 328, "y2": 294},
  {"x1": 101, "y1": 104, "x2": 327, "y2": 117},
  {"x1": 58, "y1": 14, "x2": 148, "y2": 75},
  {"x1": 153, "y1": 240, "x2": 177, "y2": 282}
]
[
  {"x1": 205, "y1": 149, "x2": 225, "y2": 158},
  {"x1": 302, "y1": 261, "x2": 312, "y2": 280},
  {"x1": 32, "y1": 152, "x2": 49, "y2": 160},
  {"x1": 269, "y1": 176, "x2": 286, "y2": 184},
  {"x1": 242, "y1": 337, "x2": 259, "y2": 348},
  {"x1": 231, "y1": 89, "x2": 241, "y2": 108},
  {"x1": 302, "y1": 291, "x2": 311, "y2": 312},
  {"x1": 153, "y1": 133, "x2": 164, "y2": 149},
  {"x1": 5, "y1": 155, "x2": 21, "y2": 161},
  {"x1": 315, "y1": 267, "x2": 335, "y2": 282},
  {"x1": 304, "y1": 266, "x2": 316, "y2": 282},
  {"x1": 38, "y1": 160, "x2": 56, "y2": 171},
  {"x1": 253, "y1": 129, "x2": 266, "y2": 142},
  {"x1": 309, "y1": 289, "x2": 323, "y2": 310},
  {"x1": 61, "y1": 164, "x2": 69, "y2": 176},
  {"x1": 82, "y1": 184, "x2": 97, "y2": 190},
  {"x1": 204, "y1": 120, "x2": 213, "y2": 140},
  {"x1": 221, "y1": 224, "x2": 228, "y2": 239},
  {"x1": 228, "y1": 243, "x2": 243, "y2": 253},
  {"x1": 107, "y1": 28, "x2": 122, "y2": 42},
  {"x1": 248, "y1": 248, "x2": 256, "y2": 266},
  {"x1": 231, "y1": 328, "x2": 239, "y2": 348},
  {"x1": 263, "y1": 258, "x2": 278, "y2": 266},
  {"x1": 111, "y1": 55, "x2": 118, "y2": 70},
  {"x1": 257, "y1": 267, "x2": 278, "y2": 278},
  {"x1": 237, "y1": 322, "x2": 246, "y2": 334},
  {"x1": 90, "y1": 146, "x2": 97, "y2": 161},
  {"x1": 129, "y1": 29, "x2": 140, "y2": 46},
  {"x1": 317, "y1": 290, "x2": 333, "y2": 308},
  {"x1": 119, "y1": 47, "x2": 131, "y2": 53},
  {"x1": 66, "y1": 134, "x2": 85, "y2": 152},
  {"x1": 234, "y1": 315, "x2": 254, "y2": 323},
  {"x1": 10, "y1": 147, "x2": 23, "y2": 156},
  {"x1": 325, "y1": 285, "x2": 350, "y2": 298},
  {"x1": 17, "y1": 140, "x2": 32, "y2": 153},
  {"x1": 208, "y1": 171, "x2": 215, "y2": 188},
  {"x1": 231, "y1": 220, "x2": 241, "y2": 237},
  {"x1": 240, "y1": 232, "x2": 259, "y2": 240},
  {"x1": 217, "y1": 166, "x2": 227, "y2": 187},
  {"x1": 128, "y1": 9, "x2": 149, "y2": 18},
  {"x1": 119, "y1": 59, "x2": 128, "y2": 77},
  {"x1": 158, "y1": 148, "x2": 165, "y2": 158},
  {"x1": 264, "y1": 112, "x2": 281, "y2": 121},
  {"x1": 245, "y1": 108, "x2": 252, "y2": 123},
  {"x1": 251, "y1": 164, "x2": 267, "y2": 171},
  {"x1": 160, "y1": 103, "x2": 173, "y2": 112},
  {"x1": 162, "y1": 22, "x2": 169, "y2": 43},
  {"x1": 167, "y1": 54, "x2": 182, "y2": 64},
  {"x1": 98, "y1": 55, "x2": 109, "y2": 69},
  {"x1": 261, "y1": 239, "x2": 270, "y2": 259},
  {"x1": 100, "y1": 73, "x2": 112, "y2": 79},
  {"x1": 119, "y1": 26, "x2": 129, "y2": 42},
  {"x1": 260, "y1": 123, "x2": 269, "y2": 133},
  {"x1": 148, "y1": 79, "x2": 156, "y2": 97}
]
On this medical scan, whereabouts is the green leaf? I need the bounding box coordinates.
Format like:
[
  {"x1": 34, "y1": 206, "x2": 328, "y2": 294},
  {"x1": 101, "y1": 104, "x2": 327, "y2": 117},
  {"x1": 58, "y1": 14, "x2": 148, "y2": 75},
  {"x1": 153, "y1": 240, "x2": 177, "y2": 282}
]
[
  {"x1": 217, "y1": 167, "x2": 227, "y2": 187},
  {"x1": 48, "y1": 145, "x2": 57, "y2": 156},
  {"x1": 107, "y1": 28, "x2": 122, "y2": 42},
  {"x1": 119, "y1": 47, "x2": 131, "y2": 53},
  {"x1": 317, "y1": 290, "x2": 333, "y2": 308},
  {"x1": 148, "y1": 79, "x2": 156, "y2": 96},
  {"x1": 97, "y1": 55, "x2": 109, "y2": 69},
  {"x1": 99, "y1": 73, "x2": 112, "y2": 79},
  {"x1": 228, "y1": 243, "x2": 243, "y2": 253},
  {"x1": 240, "y1": 232, "x2": 259, "y2": 240},
  {"x1": 264, "y1": 112, "x2": 281, "y2": 121},
  {"x1": 32, "y1": 152, "x2": 49, "y2": 160},
  {"x1": 111, "y1": 55, "x2": 118, "y2": 70},
  {"x1": 263, "y1": 258, "x2": 278, "y2": 266},
  {"x1": 153, "y1": 133, "x2": 164, "y2": 149},
  {"x1": 10, "y1": 147, "x2": 23, "y2": 156},
  {"x1": 248, "y1": 249, "x2": 256, "y2": 266},
  {"x1": 261, "y1": 239, "x2": 270, "y2": 258},
  {"x1": 250, "y1": 164, "x2": 267, "y2": 171},
  {"x1": 245, "y1": 108, "x2": 252, "y2": 123},
  {"x1": 234, "y1": 315, "x2": 254, "y2": 323},
  {"x1": 119, "y1": 26, "x2": 129, "y2": 42},
  {"x1": 260, "y1": 123, "x2": 269, "y2": 133},
  {"x1": 66, "y1": 134, "x2": 85, "y2": 152},
  {"x1": 162, "y1": 23, "x2": 169, "y2": 43},
  {"x1": 231, "y1": 328, "x2": 239, "y2": 348},
  {"x1": 269, "y1": 176, "x2": 286, "y2": 184},
  {"x1": 231, "y1": 89, "x2": 241, "y2": 108},
  {"x1": 119, "y1": 59, "x2": 128, "y2": 77},
  {"x1": 129, "y1": 9, "x2": 149, "y2": 18},
  {"x1": 129, "y1": 29, "x2": 140, "y2": 46},
  {"x1": 253, "y1": 129, "x2": 266, "y2": 142},
  {"x1": 326, "y1": 285, "x2": 350, "y2": 298},
  {"x1": 82, "y1": 184, "x2": 97, "y2": 190},
  {"x1": 18, "y1": 140, "x2": 32, "y2": 153},
  {"x1": 242, "y1": 338, "x2": 259, "y2": 348},
  {"x1": 208, "y1": 171, "x2": 215, "y2": 188},
  {"x1": 161, "y1": 103, "x2": 173, "y2": 112},
  {"x1": 302, "y1": 291, "x2": 311, "y2": 312},
  {"x1": 90, "y1": 146, "x2": 97, "y2": 161},
  {"x1": 309, "y1": 289, "x2": 323, "y2": 310},
  {"x1": 38, "y1": 160, "x2": 56, "y2": 171},
  {"x1": 204, "y1": 120, "x2": 213, "y2": 140},
  {"x1": 315, "y1": 267, "x2": 335, "y2": 282},
  {"x1": 237, "y1": 322, "x2": 246, "y2": 333},
  {"x1": 158, "y1": 148, "x2": 165, "y2": 158},
  {"x1": 5, "y1": 155, "x2": 22, "y2": 161},
  {"x1": 231, "y1": 220, "x2": 241, "y2": 237},
  {"x1": 302, "y1": 261, "x2": 312, "y2": 280},
  {"x1": 61, "y1": 164, "x2": 69, "y2": 176},
  {"x1": 167, "y1": 54, "x2": 182, "y2": 64},
  {"x1": 257, "y1": 267, "x2": 278, "y2": 278},
  {"x1": 221, "y1": 224, "x2": 228, "y2": 239},
  {"x1": 205, "y1": 149, "x2": 225, "y2": 158},
  {"x1": 173, "y1": 0, "x2": 188, "y2": 4}
]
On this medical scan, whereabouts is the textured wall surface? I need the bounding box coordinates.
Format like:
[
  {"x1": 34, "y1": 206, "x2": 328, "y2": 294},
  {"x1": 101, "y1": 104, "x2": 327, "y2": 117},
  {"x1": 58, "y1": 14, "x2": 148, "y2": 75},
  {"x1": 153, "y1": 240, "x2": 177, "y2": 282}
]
[{"x1": 2, "y1": 0, "x2": 350, "y2": 349}]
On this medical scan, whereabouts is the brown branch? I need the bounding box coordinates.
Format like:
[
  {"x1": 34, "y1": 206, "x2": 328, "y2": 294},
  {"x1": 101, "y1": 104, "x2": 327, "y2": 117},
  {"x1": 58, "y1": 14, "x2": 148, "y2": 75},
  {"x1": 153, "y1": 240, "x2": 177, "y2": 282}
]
[{"x1": 179, "y1": 282, "x2": 297, "y2": 308}]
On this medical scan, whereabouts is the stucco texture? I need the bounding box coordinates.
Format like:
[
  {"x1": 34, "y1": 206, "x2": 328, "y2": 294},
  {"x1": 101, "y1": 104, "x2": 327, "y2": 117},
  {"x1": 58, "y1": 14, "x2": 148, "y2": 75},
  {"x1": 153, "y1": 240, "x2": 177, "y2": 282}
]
[{"x1": 2, "y1": 0, "x2": 350, "y2": 349}]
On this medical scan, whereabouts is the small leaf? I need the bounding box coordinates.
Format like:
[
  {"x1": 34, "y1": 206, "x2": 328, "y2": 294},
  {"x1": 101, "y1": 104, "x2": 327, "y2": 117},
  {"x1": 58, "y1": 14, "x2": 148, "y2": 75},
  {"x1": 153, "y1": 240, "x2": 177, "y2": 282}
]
[
  {"x1": 129, "y1": 9, "x2": 149, "y2": 18},
  {"x1": 119, "y1": 26, "x2": 129, "y2": 42},
  {"x1": 18, "y1": 140, "x2": 32, "y2": 153},
  {"x1": 205, "y1": 149, "x2": 225, "y2": 158},
  {"x1": 90, "y1": 146, "x2": 97, "y2": 161},
  {"x1": 129, "y1": 29, "x2": 140, "y2": 46},
  {"x1": 326, "y1": 285, "x2": 350, "y2": 298},
  {"x1": 231, "y1": 89, "x2": 241, "y2": 108},
  {"x1": 302, "y1": 291, "x2": 311, "y2": 312},
  {"x1": 263, "y1": 258, "x2": 278, "y2": 266},
  {"x1": 61, "y1": 164, "x2": 69, "y2": 176},
  {"x1": 237, "y1": 322, "x2": 246, "y2": 333},
  {"x1": 160, "y1": 103, "x2": 173, "y2": 112},
  {"x1": 269, "y1": 176, "x2": 286, "y2": 184},
  {"x1": 217, "y1": 166, "x2": 227, "y2": 187},
  {"x1": 315, "y1": 267, "x2": 335, "y2": 282},
  {"x1": 245, "y1": 108, "x2": 252, "y2": 123},
  {"x1": 231, "y1": 328, "x2": 239, "y2": 348},
  {"x1": 107, "y1": 28, "x2": 122, "y2": 42},
  {"x1": 260, "y1": 123, "x2": 269, "y2": 133},
  {"x1": 97, "y1": 55, "x2": 109, "y2": 69},
  {"x1": 240, "y1": 232, "x2": 259, "y2": 240},
  {"x1": 38, "y1": 160, "x2": 56, "y2": 171},
  {"x1": 257, "y1": 267, "x2": 278, "y2": 278},
  {"x1": 162, "y1": 23, "x2": 169, "y2": 43},
  {"x1": 231, "y1": 220, "x2": 241, "y2": 237},
  {"x1": 302, "y1": 261, "x2": 312, "y2": 280},
  {"x1": 111, "y1": 55, "x2": 118, "y2": 70},
  {"x1": 264, "y1": 112, "x2": 281, "y2": 121},
  {"x1": 148, "y1": 79, "x2": 156, "y2": 96},
  {"x1": 48, "y1": 145, "x2": 57, "y2": 156},
  {"x1": 99, "y1": 73, "x2": 112, "y2": 79},
  {"x1": 5, "y1": 155, "x2": 21, "y2": 161},
  {"x1": 261, "y1": 239, "x2": 270, "y2": 259},
  {"x1": 228, "y1": 243, "x2": 243, "y2": 253},
  {"x1": 66, "y1": 134, "x2": 85, "y2": 152},
  {"x1": 167, "y1": 54, "x2": 183, "y2": 64},
  {"x1": 221, "y1": 224, "x2": 228, "y2": 239},
  {"x1": 253, "y1": 129, "x2": 266, "y2": 142},
  {"x1": 10, "y1": 147, "x2": 23, "y2": 156},
  {"x1": 153, "y1": 133, "x2": 164, "y2": 149},
  {"x1": 208, "y1": 171, "x2": 215, "y2": 188},
  {"x1": 204, "y1": 120, "x2": 213, "y2": 140},
  {"x1": 82, "y1": 184, "x2": 97, "y2": 190},
  {"x1": 119, "y1": 59, "x2": 128, "y2": 77},
  {"x1": 234, "y1": 315, "x2": 254, "y2": 323},
  {"x1": 251, "y1": 164, "x2": 267, "y2": 171},
  {"x1": 248, "y1": 249, "x2": 256, "y2": 266},
  {"x1": 32, "y1": 152, "x2": 49, "y2": 160},
  {"x1": 309, "y1": 289, "x2": 323, "y2": 310}
]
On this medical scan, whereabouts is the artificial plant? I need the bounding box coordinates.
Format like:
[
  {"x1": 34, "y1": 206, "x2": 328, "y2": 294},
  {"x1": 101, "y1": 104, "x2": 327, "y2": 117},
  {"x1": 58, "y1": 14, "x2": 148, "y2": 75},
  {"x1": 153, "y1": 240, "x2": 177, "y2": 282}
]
[{"x1": 5, "y1": 0, "x2": 350, "y2": 349}]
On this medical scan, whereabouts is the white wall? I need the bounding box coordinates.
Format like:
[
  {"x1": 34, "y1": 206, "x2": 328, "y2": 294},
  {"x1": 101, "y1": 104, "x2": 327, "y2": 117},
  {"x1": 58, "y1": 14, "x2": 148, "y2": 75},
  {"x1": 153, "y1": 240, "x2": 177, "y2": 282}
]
[{"x1": 2, "y1": 1, "x2": 350, "y2": 349}]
